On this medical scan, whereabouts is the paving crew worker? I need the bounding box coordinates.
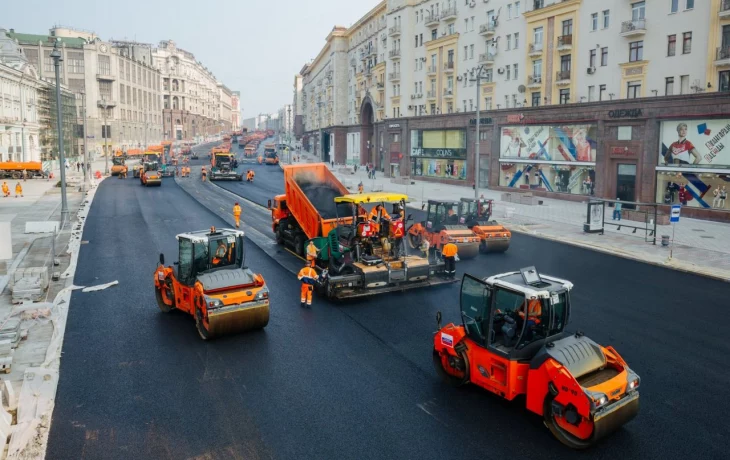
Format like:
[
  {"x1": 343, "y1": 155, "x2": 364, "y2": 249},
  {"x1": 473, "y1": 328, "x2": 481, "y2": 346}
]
[
  {"x1": 442, "y1": 242, "x2": 458, "y2": 278},
  {"x1": 369, "y1": 204, "x2": 391, "y2": 222},
  {"x1": 297, "y1": 264, "x2": 319, "y2": 308},
  {"x1": 358, "y1": 181, "x2": 364, "y2": 194},
  {"x1": 212, "y1": 240, "x2": 228, "y2": 266},
  {"x1": 233, "y1": 202, "x2": 242, "y2": 228},
  {"x1": 306, "y1": 240, "x2": 320, "y2": 268},
  {"x1": 2, "y1": 181, "x2": 9, "y2": 197},
  {"x1": 15, "y1": 182, "x2": 23, "y2": 198},
  {"x1": 201, "y1": 166, "x2": 207, "y2": 182},
  {"x1": 517, "y1": 298, "x2": 543, "y2": 340}
]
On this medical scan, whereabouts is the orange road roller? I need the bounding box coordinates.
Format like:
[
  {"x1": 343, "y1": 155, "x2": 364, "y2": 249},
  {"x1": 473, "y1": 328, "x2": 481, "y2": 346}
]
[
  {"x1": 458, "y1": 198, "x2": 511, "y2": 253},
  {"x1": 433, "y1": 267, "x2": 640, "y2": 449},
  {"x1": 407, "y1": 200, "x2": 480, "y2": 259},
  {"x1": 154, "y1": 227, "x2": 270, "y2": 340}
]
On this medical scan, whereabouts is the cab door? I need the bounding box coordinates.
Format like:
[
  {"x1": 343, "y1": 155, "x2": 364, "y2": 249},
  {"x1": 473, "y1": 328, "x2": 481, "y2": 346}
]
[
  {"x1": 173, "y1": 238, "x2": 195, "y2": 314},
  {"x1": 459, "y1": 275, "x2": 497, "y2": 391}
]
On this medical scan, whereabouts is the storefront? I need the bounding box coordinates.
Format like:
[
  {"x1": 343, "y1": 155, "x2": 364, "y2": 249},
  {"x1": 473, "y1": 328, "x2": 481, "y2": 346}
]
[
  {"x1": 409, "y1": 129, "x2": 467, "y2": 181},
  {"x1": 655, "y1": 119, "x2": 730, "y2": 212}
]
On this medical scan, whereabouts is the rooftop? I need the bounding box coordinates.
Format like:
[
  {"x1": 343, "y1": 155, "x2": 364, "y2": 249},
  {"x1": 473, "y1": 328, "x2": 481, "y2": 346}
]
[{"x1": 6, "y1": 30, "x2": 90, "y2": 48}]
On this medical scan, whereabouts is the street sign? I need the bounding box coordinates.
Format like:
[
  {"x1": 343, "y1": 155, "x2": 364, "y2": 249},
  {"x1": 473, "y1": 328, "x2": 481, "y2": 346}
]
[{"x1": 670, "y1": 205, "x2": 681, "y2": 223}]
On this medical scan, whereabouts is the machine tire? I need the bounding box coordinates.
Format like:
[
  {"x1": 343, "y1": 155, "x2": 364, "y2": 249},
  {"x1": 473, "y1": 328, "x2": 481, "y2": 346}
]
[
  {"x1": 433, "y1": 349, "x2": 469, "y2": 387},
  {"x1": 293, "y1": 234, "x2": 305, "y2": 257},
  {"x1": 275, "y1": 225, "x2": 284, "y2": 244},
  {"x1": 543, "y1": 395, "x2": 594, "y2": 450},
  {"x1": 195, "y1": 307, "x2": 212, "y2": 341},
  {"x1": 155, "y1": 282, "x2": 174, "y2": 313}
]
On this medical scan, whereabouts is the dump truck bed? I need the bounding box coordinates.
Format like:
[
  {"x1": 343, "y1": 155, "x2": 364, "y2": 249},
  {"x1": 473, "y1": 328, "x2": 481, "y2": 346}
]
[{"x1": 283, "y1": 164, "x2": 352, "y2": 240}]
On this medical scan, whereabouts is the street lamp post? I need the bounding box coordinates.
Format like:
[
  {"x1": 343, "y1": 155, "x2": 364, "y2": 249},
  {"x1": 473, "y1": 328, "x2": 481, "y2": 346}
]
[
  {"x1": 100, "y1": 99, "x2": 110, "y2": 175},
  {"x1": 287, "y1": 105, "x2": 292, "y2": 164},
  {"x1": 50, "y1": 40, "x2": 69, "y2": 226},
  {"x1": 469, "y1": 64, "x2": 489, "y2": 200},
  {"x1": 80, "y1": 90, "x2": 90, "y2": 190}
]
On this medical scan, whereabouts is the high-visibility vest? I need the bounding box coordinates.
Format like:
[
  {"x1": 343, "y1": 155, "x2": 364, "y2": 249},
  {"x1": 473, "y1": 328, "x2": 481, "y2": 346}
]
[
  {"x1": 233, "y1": 205, "x2": 242, "y2": 216},
  {"x1": 306, "y1": 243, "x2": 318, "y2": 259},
  {"x1": 298, "y1": 267, "x2": 318, "y2": 284},
  {"x1": 519, "y1": 299, "x2": 542, "y2": 323},
  {"x1": 442, "y1": 243, "x2": 458, "y2": 257}
]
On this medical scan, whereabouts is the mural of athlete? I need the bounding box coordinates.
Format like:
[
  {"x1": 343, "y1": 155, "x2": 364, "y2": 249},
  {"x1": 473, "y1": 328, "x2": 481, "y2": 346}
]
[
  {"x1": 573, "y1": 126, "x2": 593, "y2": 162},
  {"x1": 664, "y1": 123, "x2": 701, "y2": 165}
]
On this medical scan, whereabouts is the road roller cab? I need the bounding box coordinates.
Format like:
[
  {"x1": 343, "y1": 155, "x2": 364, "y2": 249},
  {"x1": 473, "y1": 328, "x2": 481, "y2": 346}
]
[
  {"x1": 458, "y1": 198, "x2": 511, "y2": 253},
  {"x1": 154, "y1": 227, "x2": 270, "y2": 340},
  {"x1": 433, "y1": 267, "x2": 640, "y2": 449},
  {"x1": 140, "y1": 162, "x2": 162, "y2": 186},
  {"x1": 407, "y1": 200, "x2": 480, "y2": 259}
]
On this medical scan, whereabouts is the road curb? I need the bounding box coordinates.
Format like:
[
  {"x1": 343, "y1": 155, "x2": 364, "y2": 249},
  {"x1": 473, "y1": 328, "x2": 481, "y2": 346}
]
[{"x1": 507, "y1": 225, "x2": 730, "y2": 283}]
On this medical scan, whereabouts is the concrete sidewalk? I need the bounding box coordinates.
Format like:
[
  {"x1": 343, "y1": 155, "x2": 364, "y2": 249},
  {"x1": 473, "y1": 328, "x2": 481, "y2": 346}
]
[{"x1": 289, "y1": 149, "x2": 730, "y2": 282}]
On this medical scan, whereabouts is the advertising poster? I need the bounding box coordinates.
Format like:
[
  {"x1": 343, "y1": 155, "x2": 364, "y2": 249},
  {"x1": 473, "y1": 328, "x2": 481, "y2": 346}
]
[
  {"x1": 659, "y1": 120, "x2": 730, "y2": 167},
  {"x1": 500, "y1": 125, "x2": 597, "y2": 162}
]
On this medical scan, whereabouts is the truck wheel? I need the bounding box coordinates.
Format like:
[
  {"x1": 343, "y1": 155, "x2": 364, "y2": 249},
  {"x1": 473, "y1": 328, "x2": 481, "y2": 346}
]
[
  {"x1": 275, "y1": 225, "x2": 284, "y2": 244},
  {"x1": 293, "y1": 235, "x2": 305, "y2": 257},
  {"x1": 433, "y1": 349, "x2": 469, "y2": 387},
  {"x1": 543, "y1": 395, "x2": 594, "y2": 449},
  {"x1": 195, "y1": 307, "x2": 212, "y2": 341},
  {"x1": 155, "y1": 283, "x2": 174, "y2": 313}
]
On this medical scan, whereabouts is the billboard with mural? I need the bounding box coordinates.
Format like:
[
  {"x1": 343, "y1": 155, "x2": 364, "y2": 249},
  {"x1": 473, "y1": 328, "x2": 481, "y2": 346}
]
[
  {"x1": 659, "y1": 120, "x2": 730, "y2": 167},
  {"x1": 500, "y1": 125, "x2": 598, "y2": 162}
]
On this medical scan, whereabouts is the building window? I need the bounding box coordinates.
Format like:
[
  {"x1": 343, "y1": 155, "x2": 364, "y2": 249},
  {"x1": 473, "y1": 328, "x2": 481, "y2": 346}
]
[
  {"x1": 506, "y1": 35, "x2": 512, "y2": 50},
  {"x1": 469, "y1": 44, "x2": 474, "y2": 59},
  {"x1": 671, "y1": 0, "x2": 678, "y2": 13},
  {"x1": 629, "y1": 41, "x2": 643, "y2": 62},
  {"x1": 67, "y1": 52, "x2": 84, "y2": 74},
  {"x1": 507, "y1": 4, "x2": 512, "y2": 19},
  {"x1": 559, "y1": 89, "x2": 570, "y2": 104},
  {"x1": 632, "y1": 1, "x2": 645, "y2": 20},
  {"x1": 97, "y1": 55, "x2": 110, "y2": 75},
  {"x1": 99, "y1": 81, "x2": 112, "y2": 100},
  {"x1": 665, "y1": 77, "x2": 675, "y2": 95},
  {"x1": 485, "y1": 97, "x2": 492, "y2": 110},
  {"x1": 627, "y1": 81, "x2": 641, "y2": 99},
  {"x1": 682, "y1": 32, "x2": 692, "y2": 54},
  {"x1": 560, "y1": 55, "x2": 571, "y2": 72},
  {"x1": 533, "y1": 27, "x2": 543, "y2": 46},
  {"x1": 531, "y1": 92, "x2": 541, "y2": 107},
  {"x1": 506, "y1": 66, "x2": 511, "y2": 80},
  {"x1": 686, "y1": 0, "x2": 694, "y2": 9},
  {"x1": 668, "y1": 35, "x2": 676, "y2": 56},
  {"x1": 680, "y1": 75, "x2": 689, "y2": 94},
  {"x1": 515, "y1": 1, "x2": 520, "y2": 16},
  {"x1": 591, "y1": 13, "x2": 598, "y2": 31},
  {"x1": 513, "y1": 64, "x2": 518, "y2": 79},
  {"x1": 120, "y1": 84, "x2": 126, "y2": 103},
  {"x1": 562, "y1": 19, "x2": 573, "y2": 36},
  {"x1": 602, "y1": 10, "x2": 610, "y2": 28},
  {"x1": 720, "y1": 71, "x2": 730, "y2": 92},
  {"x1": 601, "y1": 47, "x2": 608, "y2": 66},
  {"x1": 599, "y1": 84, "x2": 607, "y2": 101},
  {"x1": 514, "y1": 33, "x2": 519, "y2": 49},
  {"x1": 532, "y1": 59, "x2": 542, "y2": 77},
  {"x1": 589, "y1": 49, "x2": 596, "y2": 68}
]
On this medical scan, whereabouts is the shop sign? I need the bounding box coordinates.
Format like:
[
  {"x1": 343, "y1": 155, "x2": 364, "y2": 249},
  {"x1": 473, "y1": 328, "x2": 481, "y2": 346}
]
[
  {"x1": 411, "y1": 147, "x2": 466, "y2": 158},
  {"x1": 388, "y1": 124, "x2": 401, "y2": 129},
  {"x1": 608, "y1": 109, "x2": 643, "y2": 119},
  {"x1": 610, "y1": 146, "x2": 637, "y2": 157},
  {"x1": 390, "y1": 152, "x2": 402, "y2": 163},
  {"x1": 469, "y1": 117, "x2": 493, "y2": 125},
  {"x1": 507, "y1": 114, "x2": 525, "y2": 123},
  {"x1": 659, "y1": 119, "x2": 730, "y2": 166}
]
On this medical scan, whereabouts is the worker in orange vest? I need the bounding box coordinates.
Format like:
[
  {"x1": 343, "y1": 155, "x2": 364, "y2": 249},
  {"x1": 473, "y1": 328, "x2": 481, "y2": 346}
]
[
  {"x1": 358, "y1": 181, "x2": 364, "y2": 194},
  {"x1": 1, "y1": 181, "x2": 9, "y2": 198},
  {"x1": 442, "y1": 242, "x2": 458, "y2": 278},
  {"x1": 297, "y1": 264, "x2": 319, "y2": 308},
  {"x1": 201, "y1": 166, "x2": 207, "y2": 182},
  {"x1": 233, "y1": 202, "x2": 242, "y2": 228},
  {"x1": 518, "y1": 298, "x2": 543, "y2": 340},
  {"x1": 15, "y1": 182, "x2": 23, "y2": 198},
  {"x1": 306, "y1": 240, "x2": 320, "y2": 268}
]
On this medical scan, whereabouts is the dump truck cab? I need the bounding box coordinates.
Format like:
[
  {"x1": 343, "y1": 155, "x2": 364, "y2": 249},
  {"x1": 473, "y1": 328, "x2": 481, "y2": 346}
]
[
  {"x1": 458, "y1": 198, "x2": 511, "y2": 253},
  {"x1": 433, "y1": 267, "x2": 640, "y2": 449},
  {"x1": 140, "y1": 161, "x2": 162, "y2": 186},
  {"x1": 154, "y1": 227, "x2": 270, "y2": 340},
  {"x1": 407, "y1": 199, "x2": 480, "y2": 259},
  {"x1": 269, "y1": 194, "x2": 291, "y2": 243}
]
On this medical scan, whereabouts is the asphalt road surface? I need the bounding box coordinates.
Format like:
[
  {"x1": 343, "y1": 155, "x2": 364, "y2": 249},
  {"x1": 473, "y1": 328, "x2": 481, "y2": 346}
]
[{"x1": 46, "y1": 142, "x2": 729, "y2": 460}]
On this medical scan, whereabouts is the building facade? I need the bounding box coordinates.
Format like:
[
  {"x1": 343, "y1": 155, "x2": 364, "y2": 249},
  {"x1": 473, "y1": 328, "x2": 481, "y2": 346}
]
[
  {"x1": 241, "y1": 117, "x2": 257, "y2": 132},
  {"x1": 153, "y1": 40, "x2": 223, "y2": 141},
  {"x1": 231, "y1": 90, "x2": 241, "y2": 129},
  {"x1": 218, "y1": 83, "x2": 232, "y2": 133}
]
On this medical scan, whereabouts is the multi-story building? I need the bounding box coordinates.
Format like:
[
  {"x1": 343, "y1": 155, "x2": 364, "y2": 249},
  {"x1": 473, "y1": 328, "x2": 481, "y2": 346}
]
[
  {"x1": 293, "y1": 0, "x2": 730, "y2": 221},
  {"x1": 293, "y1": 73, "x2": 304, "y2": 140},
  {"x1": 7, "y1": 27, "x2": 163, "y2": 156},
  {"x1": 218, "y1": 83, "x2": 232, "y2": 133},
  {"x1": 231, "y1": 91, "x2": 241, "y2": 129},
  {"x1": 153, "y1": 40, "x2": 222, "y2": 141},
  {"x1": 277, "y1": 104, "x2": 293, "y2": 144},
  {"x1": 241, "y1": 117, "x2": 257, "y2": 132}
]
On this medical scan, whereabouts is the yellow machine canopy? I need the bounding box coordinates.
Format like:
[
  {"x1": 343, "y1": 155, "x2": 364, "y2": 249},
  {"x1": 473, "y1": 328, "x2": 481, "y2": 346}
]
[{"x1": 335, "y1": 192, "x2": 409, "y2": 204}]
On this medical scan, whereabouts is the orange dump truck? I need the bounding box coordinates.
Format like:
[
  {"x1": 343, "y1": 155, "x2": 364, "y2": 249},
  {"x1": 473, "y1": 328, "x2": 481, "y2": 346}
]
[{"x1": 0, "y1": 161, "x2": 46, "y2": 179}]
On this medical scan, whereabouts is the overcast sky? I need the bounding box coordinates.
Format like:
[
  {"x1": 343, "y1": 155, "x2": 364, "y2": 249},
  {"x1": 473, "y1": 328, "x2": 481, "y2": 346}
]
[{"x1": 3, "y1": 0, "x2": 376, "y2": 118}]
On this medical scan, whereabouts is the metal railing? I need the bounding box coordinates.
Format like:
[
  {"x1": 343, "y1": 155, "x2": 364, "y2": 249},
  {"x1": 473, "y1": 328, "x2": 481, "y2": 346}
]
[
  {"x1": 723, "y1": 0, "x2": 730, "y2": 12},
  {"x1": 444, "y1": 61, "x2": 454, "y2": 71},
  {"x1": 427, "y1": 65, "x2": 438, "y2": 73},
  {"x1": 557, "y1": 35, "x2": 573, "y2": 47},
  {"x1": 440, "y1": 6, "x2": 457, "y2": 20},
  {"x1": 556, "y1": 70, "x2": 571, "y2": 81},
  {"x1": 443, "y1": 88, "x2": 453, "y2": 96},
  {"x1": 528, "y1": 75, "x2": 542, "y2": 85},
  {"x1": 425, "y1": 13, "x2": 439, "y2": 25},
  {"x1": 426, "y1": 90, "x2": 437, "y2": 98},
  {"x1": 389, "y1": 49, "x2": 401, "y2": 58},
  {"x1": 480, "y1": 22, "x2": 497, "y2": 34},
  {"x1": 717, "y1": 47, "x2": 730, "y2": 60},
  {"x1": 529, "y1": 43, "x2": 543, "y2": 54},
  {"x1": 479, "y1": 53, "x2": 493, "y2": 63},
  {"x1": 388, "y1": 72, "x2": 401, "y2": 80},
  {"x1": 388, "y1": 25, "x2": 401, "y2": 35},
  {"x1": 621, "y1": 19, "x2": 646, "y2": 34}
]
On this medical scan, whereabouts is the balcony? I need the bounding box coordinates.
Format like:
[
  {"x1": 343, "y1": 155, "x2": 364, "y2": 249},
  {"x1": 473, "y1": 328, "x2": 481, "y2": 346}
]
[
  {"x1": 527, "y1": 75, "x2": 542, "y2": 88},
  {"x1": 388, "y1": 71, "x2": 401, "y2": 81},
  {"x1": 97, "y1": 99, "x2": 117, "y2": 108},
  {"x1": 426, "y1": 90, "x2": 437, "y2": 99},
  {"x1": 440, "y1": 6, "x2": 457, "y2": 21},
  {"x1": 96, "y1": 73, "x2": 116, "y2": 81},
  {"x1": 556, "y1": 70, "x2": 571, "y2": 84},
  {"x1": 716, "y1": 47, "x2": 730, "y2": 66},
  {"x1": 389, "y1": 49, "x2": 401, "y2": 59},
  {"x1": 425, "y1": 13, "x2": 439, "y2": 27},
  {"x1": 388, "y1": 25, "x2": 401, "y2": 37},
  {"x1": 620, "y1": 19, "x2": 647, "y2": 37},
  {"x1": 528, "y1": 43, "x2": 544, "y2": 56},
  {"x1": 478, "y1": 53, "x2": 494, "y2": 65},
  {"x1": 444, "y1": 61, "x2": 455, "y2": 73},
  {"x1": 443, "y1": 88, "x2": 454, "y2": 98},
  {"x1": 556, "y1": 35, "x2": 573, "y2": 51},
  {"x1": 427, "y1": 65, "x2": 438, "y2": 75},
  {"x1": 722, "y1": 0, "x2": 730, "y2": 18},
  {"x1": 479, "y1": 22, "x2": 497, "y2": 36}
]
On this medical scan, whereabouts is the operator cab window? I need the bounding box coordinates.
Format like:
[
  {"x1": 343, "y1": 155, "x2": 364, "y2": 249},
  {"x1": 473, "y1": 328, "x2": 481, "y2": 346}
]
[
  {"x1": 460, "y1": 275, "x2": 491, "y2": 346},
  {"x1": 178, "y1": 238, "x2": 194, "y2": 285},
  {"x1": 489, "y1": 287, "x2": 528, "y2": 352}
]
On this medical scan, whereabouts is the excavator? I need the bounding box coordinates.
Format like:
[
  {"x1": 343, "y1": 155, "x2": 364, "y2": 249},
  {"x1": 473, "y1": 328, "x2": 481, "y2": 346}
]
[
  {"x1": 406, "y1": 200, "x2": 480, "y2": 259},
  {"x1": 458, "y1": 198, "x2": 511, "y2": 253},
  {"x1": 433, "y1": 267, "x2": 640, "y2": 449},
  {"x1": 154, "y1": 227, "x2": 270, "y2": 340}
]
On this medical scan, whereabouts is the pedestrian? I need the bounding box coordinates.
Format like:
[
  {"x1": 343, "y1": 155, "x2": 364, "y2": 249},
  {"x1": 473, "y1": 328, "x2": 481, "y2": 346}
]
[
  {"x1": 14, "y1": 182, "x2": 23, "y2": 198},
  {"x1": 297, "y1": 264, "x2": 319, "y2": 308},
  {"x1": 612, "y1": 198, "x2": 622, "y2": 220},
  {"x1": 306, "y1": 240, "x2": 320, "y2": 268},
  {"x1": 358, "y1": 181, "x2": 364, "y2": 194},
  {"x1": 442, "y1": 242, "x2": 458, "y2": 278},
  {"x1": 233, "y1": 202, "x2": 242, "y2": 228},
  {"x1": 76, "y1": 162, "x2": 80, "y2": 172},
  {"x1": 201, "y1": 166, "x2": 207, "y2": 182},
  {"x1": 22, "y1": 169, "x2": 27, "y2": 181},
  {"x1": 1, "y1": 181, "x2": 9, "y2": 197}
]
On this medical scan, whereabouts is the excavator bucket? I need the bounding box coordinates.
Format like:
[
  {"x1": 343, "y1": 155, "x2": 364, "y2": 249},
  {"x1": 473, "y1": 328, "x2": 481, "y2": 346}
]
[{"x1": 206, "y1": 302, "x2": 270, "y2": 337}]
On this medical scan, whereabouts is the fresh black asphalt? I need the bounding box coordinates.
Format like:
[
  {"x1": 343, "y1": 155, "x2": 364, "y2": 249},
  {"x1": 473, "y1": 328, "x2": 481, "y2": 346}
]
[{"x1": 46, "y1": 142, "x2": 730, "y2": 460}]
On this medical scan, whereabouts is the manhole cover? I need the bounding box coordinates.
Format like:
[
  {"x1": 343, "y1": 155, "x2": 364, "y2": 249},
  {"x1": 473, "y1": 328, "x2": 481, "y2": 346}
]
[{"x1": 700, "y1": 235, "x2": 715, "y2": 239}]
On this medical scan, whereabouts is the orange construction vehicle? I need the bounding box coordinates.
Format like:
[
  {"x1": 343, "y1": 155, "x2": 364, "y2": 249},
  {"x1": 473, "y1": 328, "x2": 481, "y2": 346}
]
[
  {"x1": 154, "y1": 227, "x2": 270, "y2": 340},
  {"x1": 458, "y1": 198, "x2": 511, "y2": 253},
  {"x1": 263, "y1": 143, "x2": 278, "y2": 165},
  {"x1": 0, "y1": 161, "x2": 46, "y2": 179},
  {"x1": 111, "y1": 151, "x2": 128, "y2": 176},
  {"x1": 406, "y1": 199, "x2": 480, "y2": 259},
  {"x1": 433, "y1": 267, "x2": 640, "y2": 449},
  {"x1": 139, "y1": 161, "x2": 162, "y2": 186}
]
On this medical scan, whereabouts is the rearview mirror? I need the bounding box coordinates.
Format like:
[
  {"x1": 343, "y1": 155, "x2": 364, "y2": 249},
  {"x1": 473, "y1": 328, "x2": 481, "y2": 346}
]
[
  {"x1": 159, "y1": 253, "x2": 165, "y2": 265},
  {"x1": 267, "y1": 199, "x2": 272, "y2": 209}
]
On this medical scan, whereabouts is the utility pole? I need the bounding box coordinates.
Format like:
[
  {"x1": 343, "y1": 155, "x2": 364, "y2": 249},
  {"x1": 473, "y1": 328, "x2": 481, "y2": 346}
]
[
  {"x1": 50, "y1": 40, "x2": 69, "y2": 226},
  {"x1": 287, "y1": 105, "x2": 292, "y2": 164},
  {"x1": 99, "y1": 99, "x2": 111, "y2": 175},
  {"x1": 470, "y1": 64, "x2": 488, "y2": 200},
  {"x1": 80, "y1": 90, "x2": 90, "y2": 190}
]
